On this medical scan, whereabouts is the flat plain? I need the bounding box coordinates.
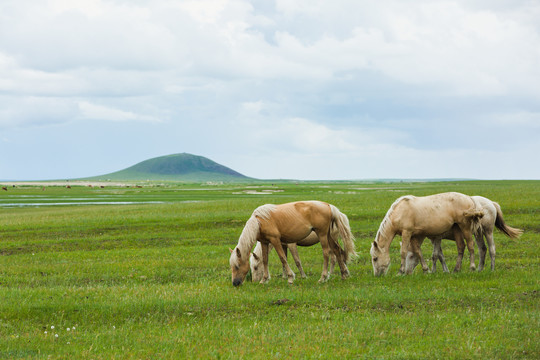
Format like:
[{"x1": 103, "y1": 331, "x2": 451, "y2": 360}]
[{"x1": 0, "y1": 180, "x2": 538, "y2": 359}]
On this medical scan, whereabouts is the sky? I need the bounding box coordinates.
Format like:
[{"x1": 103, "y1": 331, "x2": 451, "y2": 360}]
[{"x1": 1, "y1": 0, "x2": 539, "y2": 181}]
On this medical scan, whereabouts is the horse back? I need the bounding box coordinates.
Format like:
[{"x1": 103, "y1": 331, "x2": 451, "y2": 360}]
[
  {"x1": 257, "y1": 201, "x2": 332, "y2": 243},
  {"x1": 392, "y1": 192, "x2": 476, "y2": 236}
]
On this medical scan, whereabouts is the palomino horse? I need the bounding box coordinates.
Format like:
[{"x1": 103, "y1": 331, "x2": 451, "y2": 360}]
[
  {"x1": 423, "y1": 196, "x2": 523, "y2": 273},
  {"x1": 370, "y1": 192, "x2": 484, "y2": 276},
  {"x1": 229, "y1": 201, "x2": 356, "y2": 286},
  {"x1": 250, "y1": 222, "x2": 347, "y2": 282}
]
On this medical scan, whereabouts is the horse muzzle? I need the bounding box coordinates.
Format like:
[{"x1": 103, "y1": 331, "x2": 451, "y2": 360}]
[{"x1": 232, "y1": 278, "x2": 243, "y2": 287}]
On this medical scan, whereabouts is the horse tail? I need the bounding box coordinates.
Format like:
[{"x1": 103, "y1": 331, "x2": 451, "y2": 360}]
[
  {"x1": 329, "y1": 205, "x2": 357, "y2": 262},
  {"x1": 493, "y1": 202, "x2": 523, "y2": 239}
]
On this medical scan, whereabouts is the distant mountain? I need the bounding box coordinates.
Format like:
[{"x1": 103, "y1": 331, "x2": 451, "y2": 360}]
[{"x1": 87, "y1": 153, "x2": 253, "y2": 182}]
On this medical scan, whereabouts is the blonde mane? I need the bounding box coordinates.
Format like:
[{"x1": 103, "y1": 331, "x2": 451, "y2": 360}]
[
  {"x1": 375, "y1": 195, "x2": 414, "y2": 245},
  {"x1": 234, "y1": 204, "x2": 277, "y2": 258}
]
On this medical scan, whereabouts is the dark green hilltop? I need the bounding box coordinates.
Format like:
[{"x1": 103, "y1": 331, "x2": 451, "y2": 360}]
[{"x1": 86, "y1": 153, "x2": 253, "y2": 182}]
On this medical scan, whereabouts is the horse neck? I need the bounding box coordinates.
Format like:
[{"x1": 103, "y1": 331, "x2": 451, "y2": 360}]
[
  {"x1": 375, "y1": 197, "x2": 408, "y2": 251},
  {"x1": 237, "y1": 215, "x2": 259, "y2": 257},
  {"x1": 375, "y1": 215, "x2": 396, "y2": 251},
  {"x1": 375, "y1": 226, "x2": 395, "y2": 251}
]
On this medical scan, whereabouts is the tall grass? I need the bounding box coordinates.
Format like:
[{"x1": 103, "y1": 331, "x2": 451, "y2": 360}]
[{"x1": 0, "y1": 181, "x2": 538, "y2": 359}]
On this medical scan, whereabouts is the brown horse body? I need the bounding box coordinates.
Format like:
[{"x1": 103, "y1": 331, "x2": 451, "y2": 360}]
[
  {"x1": 229, "y1": 201, "x2": 356, "y2": 286},
  {"x1": 250, "y1": 224, "x2": 346, "y2": 282}
]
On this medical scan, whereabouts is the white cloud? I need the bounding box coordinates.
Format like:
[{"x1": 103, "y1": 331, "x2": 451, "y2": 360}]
[
  {"x1": 0, "y1": 0, "x2": 539, "y2": 179},
  {"x1": 78, "y1": 101, "x2": 162, "y2": 123}
]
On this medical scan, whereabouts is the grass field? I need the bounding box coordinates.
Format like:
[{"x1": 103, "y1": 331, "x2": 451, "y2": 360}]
[{"x1": 0, "y1": 180, "x2": 538, "y2": 359}]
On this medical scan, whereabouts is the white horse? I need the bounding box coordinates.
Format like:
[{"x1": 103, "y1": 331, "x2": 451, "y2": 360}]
[
  {"x1": 229, "y1": 201, "x2": 356, "y2": 286},
  {"x1": 370, "y1": 192, "x2": 484, "y2": 276},
  {"x1": 421, "y1": 196, "x2": 523, "y2": 273}
]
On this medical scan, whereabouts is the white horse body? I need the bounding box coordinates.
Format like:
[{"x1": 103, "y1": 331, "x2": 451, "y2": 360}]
[
  {"x1": 370, "y1": 192, "x2": 484, "y2": 276},
  {"x1": 426, "y1": 196, "x2": 523, "y2": 272}
]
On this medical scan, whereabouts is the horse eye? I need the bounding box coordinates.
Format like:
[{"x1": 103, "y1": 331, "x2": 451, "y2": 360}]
[
  {"x1": 373, "y1": 257, "x2": 378, "y2": 262},
  {"x1": 234, "y1": 265, "x2": 239, "y2": 270},
  {"x1": 254, "y1": 267, "x2": 258, "y2": 271}
]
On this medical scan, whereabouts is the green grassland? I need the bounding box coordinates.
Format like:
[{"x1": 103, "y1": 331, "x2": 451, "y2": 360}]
[{"x1": 0, "y1": 181, "x2": 538, "y2": 359}]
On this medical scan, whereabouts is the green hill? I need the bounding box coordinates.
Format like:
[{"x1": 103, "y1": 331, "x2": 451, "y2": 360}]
[{"x1": 87, "y1": 153, "x2": 253, "y2": 182}]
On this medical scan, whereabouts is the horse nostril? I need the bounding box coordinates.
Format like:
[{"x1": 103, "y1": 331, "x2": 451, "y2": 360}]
[{"x1": 233, "y1": 279, "x2": 242, "y2": 287}]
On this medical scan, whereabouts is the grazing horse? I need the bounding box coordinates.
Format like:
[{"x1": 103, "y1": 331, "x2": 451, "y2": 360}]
[
  {"x1": 425, "y1": 196, "x2": 523, "y2": 273},
  {"x1": 229, "y1": 201, "x2": 356, "y2": 286},
  {"x1": 250, "y1": 221, "x2": 348, "y2": 282},
  {"x1": 370, "y1": 192, "x2": 484, "y2": 276}
]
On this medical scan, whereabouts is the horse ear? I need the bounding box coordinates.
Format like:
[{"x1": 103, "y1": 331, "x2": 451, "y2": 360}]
[
  {"x1": 372, "y1": 241, "x2": 378, "y2": 250},
  {"x1": 236, "y1": 247, "x2": 242, "y2": 258},
  {"x1": 229, "y1": 248, "x2": 233, "y2": 254},
  {"x1": 252, "y1": 252, "x2": 259, "y2": 261}
]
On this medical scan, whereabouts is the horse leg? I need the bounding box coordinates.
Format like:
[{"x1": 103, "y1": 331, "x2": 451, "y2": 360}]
[
  {"x1": 485, "y1": 229, "x2": 496, "y2": 271},
  {"x1": 399, "y1": 231, "x2": 412, "y2": 274},
  {"x1": 461, "y1": 228, "x2": 476, "y2": 271},
  {"x1": 416, "y1": 237, "x2": 429, "y2": 273},
  {"x1": 438, "y1": 242, "x2": 450, "y2": 273},
  {"x1": 406, "y1": 237, "x2": 428, "y2": 274},
  {"x1": 433, "y1": 237, "x2": 450, "y2": 273},
  {"x1": 329, "y1": 235, "x2": 350, "y2": 279},
  {"x1": 288, "y1": 244, "x2": 307, "y2": 279},
  {"x1": 329, "y1": 253, "x2": 336, "y2": 275},
  {"x1": 269, "y1": 237, "x2": 295, "y2": 284},
  {"x1": 317, "y1": 232, "x2": 332, "y2": 283},
  {"x1": 453, "y1": 229, "x2": 466, "y2": 272},
  {"x1": 260, "y1": 242, "x2": 270, "y2": 284},
  {"x1": 475, "y1": 230, "x2": 487, "y2": 272},
  {"x1": 281, "y1": 244, "x2": 289, "y2": 278},
  {"x1": 430, "y1": 237, "x2": 439, "y2": 273}
]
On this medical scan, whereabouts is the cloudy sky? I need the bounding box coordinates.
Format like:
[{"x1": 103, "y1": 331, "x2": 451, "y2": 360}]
[{"x1": 1, "y1": 0, "x2": 539, "y2": 180}]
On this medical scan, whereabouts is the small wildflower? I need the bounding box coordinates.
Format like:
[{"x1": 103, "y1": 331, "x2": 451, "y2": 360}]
[
  {"x1": 113, "y1": 326, "x2": 116, "y2": 330},
  {"x1": 72, "y1": 327, "x2": 76, "y2": 330},
  {"x1": 55, "y1": 334, "x2": 58, "y2": 338},
  {"x1": 51, "y1": 326, "x2": 55, "y2": 330},
  {"x1": 67, "y1": 328, "x2": 70, "y2": 331},
  {"x1": 44, "y1": 331, "x2": 47, "y2": 334}
]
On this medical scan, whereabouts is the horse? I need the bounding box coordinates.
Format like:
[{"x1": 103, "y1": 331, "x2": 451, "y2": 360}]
[
  {"x1": 422, "y1": 196, "x2": 523, "y2": 273},
  {"x1": 250, "y1": 221, "x2": 347, "y2": 282},
  {"x1": 369, "y1": 192, "x2": 484, "y2": 276},
  {"x1": 229, "y1": 201, "x2": 356, "y2": 286}
]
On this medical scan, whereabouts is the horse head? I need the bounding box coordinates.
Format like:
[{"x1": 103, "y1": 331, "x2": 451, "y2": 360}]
[
  {"x1": 249, "y1": 252, "x2": 264, "y2": 282},
  {"x1": 229, "y1": 247, "x2": 250, "y2": 286},
  {"x1": 370, "y1": 241, "x2": 390, "y2": 276}
]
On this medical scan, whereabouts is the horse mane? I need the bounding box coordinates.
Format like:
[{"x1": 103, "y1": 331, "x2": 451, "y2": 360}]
[
  {"x1": 236, "y1": 204, "x2": 277, "y2": 256},
  {"x1": 253, "y1": 203, "x2": 277, "y2": 221},
  {"x1": 375, "y1": 195, "x2": 414, "y2": 245}
]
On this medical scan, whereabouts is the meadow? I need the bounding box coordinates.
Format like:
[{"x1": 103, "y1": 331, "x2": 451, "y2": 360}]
[{"x1": 0, "y1": 180, "x2": 538, "y2": 359}]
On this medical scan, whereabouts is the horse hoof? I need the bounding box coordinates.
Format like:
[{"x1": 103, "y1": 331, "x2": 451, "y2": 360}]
[{"x1": 318, "y1": 277, "x2": 329, "y2": 283}]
